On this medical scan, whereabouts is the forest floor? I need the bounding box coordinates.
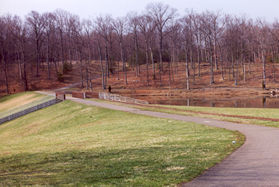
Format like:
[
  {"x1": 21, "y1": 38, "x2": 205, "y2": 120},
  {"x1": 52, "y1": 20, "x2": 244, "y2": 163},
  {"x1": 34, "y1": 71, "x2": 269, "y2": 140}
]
[
  {"x1": 0, "y1": 63, "x2": 81, "y2": 97},
  {"x1": 88, "y1": 61, "x2": 277, "y2": 98},
  {"x1": 1, "y1": 61, "x2": 279, "y2": 102},
  {"x1": 107, "y1": 64, "x2": 276, "y2": 93}
]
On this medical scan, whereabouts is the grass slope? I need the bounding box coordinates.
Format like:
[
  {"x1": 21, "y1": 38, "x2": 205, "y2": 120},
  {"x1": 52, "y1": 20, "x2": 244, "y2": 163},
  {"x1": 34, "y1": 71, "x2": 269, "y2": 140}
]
[
  {"x1": 90, "y1": 99, "x2": 279, "y2": 128},
  {"x1": 159, "y1": 105, "x2": 279, "y2": 127},
  {"x1": 0, "y1": 100, "x2": 243, "y2": 186},
  {"x1": 0, "y1": 92, "x2": 54, "y2": 118}
]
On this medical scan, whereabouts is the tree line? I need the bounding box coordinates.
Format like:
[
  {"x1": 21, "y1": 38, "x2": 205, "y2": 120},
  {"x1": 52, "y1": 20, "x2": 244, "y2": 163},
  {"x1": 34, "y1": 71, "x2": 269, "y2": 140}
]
[{"x1": 1, "y1": 2, "x2": 279, "y2": 94}]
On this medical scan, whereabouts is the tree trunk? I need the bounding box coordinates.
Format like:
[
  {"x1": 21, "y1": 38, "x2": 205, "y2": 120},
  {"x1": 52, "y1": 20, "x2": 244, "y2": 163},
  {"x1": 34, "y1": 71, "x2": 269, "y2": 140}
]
[
  {"x1": 2, "y1": 52, "x2": 9, "y2": 94},
  {"x1": 105, "y1": 43, "x2": 109, "y2": 82},
  {"x1": 197, "y1": 46, "x2": 201, "y2": 77},
  {"x1": 210, "y1": 51, "x2": 214, "y2": 85},
  {"x1": 191, "y1": 49, "x2": 195, "y2": 82},
  {"x1": 98, "y1": 43, "x2": 106, "y2": 90},
  {"x1": 47, "y1": 35, "x2": 51, "y2": 80},
  {"x1": 79, "y1": 50, "x2": 84, "y2": 88},
  {"x1": 21, "y1": 49, "x2": 28, "y2": 91},
  {"x1": 235, "y1": 60, "x2": 238, "y2": 86},
  {"x1": 243, "y1": 63, "x2": 246, "y2": 83},
  {"x1": 145, "y1": 43, "x2": 149, "y2": 86},
  {"x1": 159, "y1": 31, "x2": 163, "y2": 84},
  {"x1": 36, "y1": 39, "x2": 40, "y2": 77},
  {"x1": 17, "y1": 51, "x2": 22, "y2": 80},
  {"x1": 262, "y1": 49, "x2": 266, "y2": 89},
  {"x1": 150, "y1": 46, "x2": 155, "y2": 80},
  {"x1": 134, "y1": 31, "x2": 139, "y2": 76},
  {"x1": 86, "y1": 67, "x2": 89, "y2": 89},
  {"x1": 214, "y1": 40, "x2": 218, "y2": 70},
  {"x1": 120, "y1": 41, "x2": 127, "y2": 85},
  {"x1": 185, "y1": 50, "x2": 190, "y2": 90},
  {"x1": 273, "y1": 64, "x2": 276, "y2": 82}
]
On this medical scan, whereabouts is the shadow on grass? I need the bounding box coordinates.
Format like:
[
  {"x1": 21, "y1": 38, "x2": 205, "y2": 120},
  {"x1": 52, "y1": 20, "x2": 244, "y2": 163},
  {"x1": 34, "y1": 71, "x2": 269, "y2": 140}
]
[{"x1": 0, "y1": 144, "x2": 232, "y2": 186}]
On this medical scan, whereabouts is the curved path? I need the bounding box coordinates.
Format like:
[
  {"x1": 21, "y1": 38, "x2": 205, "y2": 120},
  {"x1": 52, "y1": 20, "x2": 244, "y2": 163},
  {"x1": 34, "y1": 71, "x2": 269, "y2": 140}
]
[{"x1": 38, "y1": 91, "x2": 279, "y2": 186}]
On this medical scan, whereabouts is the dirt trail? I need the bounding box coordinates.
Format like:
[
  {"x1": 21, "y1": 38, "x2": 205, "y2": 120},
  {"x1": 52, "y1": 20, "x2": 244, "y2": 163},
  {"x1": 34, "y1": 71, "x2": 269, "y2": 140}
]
[{"x1": 38, "y1": 90, "x2": 279, "y2": 186}]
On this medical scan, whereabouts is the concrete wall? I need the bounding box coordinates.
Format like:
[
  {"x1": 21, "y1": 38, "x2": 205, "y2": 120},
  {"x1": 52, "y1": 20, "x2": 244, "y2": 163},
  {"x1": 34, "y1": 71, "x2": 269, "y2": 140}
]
[
  {"x1": 0, "y1": 99, "x2": 62, "y2": 125},
  {"x1": 99, "y1": 92, "x2": 149, "y2": 105}
]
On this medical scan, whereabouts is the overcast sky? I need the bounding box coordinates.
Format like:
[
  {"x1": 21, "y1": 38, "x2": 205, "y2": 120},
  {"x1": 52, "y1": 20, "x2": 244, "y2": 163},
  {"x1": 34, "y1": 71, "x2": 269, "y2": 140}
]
[{"x1": 0, "y1": 0, "x2": 278, "y2": 22}]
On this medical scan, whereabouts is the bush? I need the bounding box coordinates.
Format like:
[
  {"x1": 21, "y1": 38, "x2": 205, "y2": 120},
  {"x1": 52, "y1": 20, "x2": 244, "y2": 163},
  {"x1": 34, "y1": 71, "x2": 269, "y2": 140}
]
[
  {"x1": 63, "y1": 62, "x2": 72, "y2": 74},
  {"x1": 57, "y1": 72, "x2": 64, "y2": 82},
  {"x1": 262, "y1": 80, "x2": 266, "y2": 89}
]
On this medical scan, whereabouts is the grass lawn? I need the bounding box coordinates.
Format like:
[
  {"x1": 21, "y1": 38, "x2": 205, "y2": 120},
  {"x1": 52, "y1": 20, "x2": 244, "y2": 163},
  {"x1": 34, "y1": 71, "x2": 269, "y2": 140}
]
[
  {"x1": 156, "y1": 105, "x2": 279, "y2": 127},
  {"x1": 0, "y1": 100, "x2": 243, "y2": 186},
  {"x1": 89, "y1": 99, "x2": 279, "y2": 128},
  {"x1": 0, "y1": 92, "x2": 54, "y2": 118}
]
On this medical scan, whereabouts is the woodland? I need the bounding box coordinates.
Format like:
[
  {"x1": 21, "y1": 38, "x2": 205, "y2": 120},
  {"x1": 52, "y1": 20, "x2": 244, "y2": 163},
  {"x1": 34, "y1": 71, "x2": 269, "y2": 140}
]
[{"x1": 1, "y1": 2, "x2": 279, "y2": 95}]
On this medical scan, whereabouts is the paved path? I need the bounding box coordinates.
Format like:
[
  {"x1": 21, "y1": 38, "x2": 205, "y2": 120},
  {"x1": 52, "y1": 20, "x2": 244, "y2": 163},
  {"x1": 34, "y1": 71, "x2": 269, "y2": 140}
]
[{"x1": 38, "y1": 91, "x2": 279, "y2": 186}]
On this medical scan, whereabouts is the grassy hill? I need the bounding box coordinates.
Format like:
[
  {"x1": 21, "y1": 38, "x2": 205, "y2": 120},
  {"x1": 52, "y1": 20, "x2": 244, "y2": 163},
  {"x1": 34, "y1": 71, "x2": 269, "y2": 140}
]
[
  {"x1": 90, "y1": 99, "x2": 279, "y2": 128},
  {"x1": 0, "y1": 98, "x2": 244, "y2": 186},
  {"x1": 0, "y1": 92, "x2": 54, "y2": 118}
]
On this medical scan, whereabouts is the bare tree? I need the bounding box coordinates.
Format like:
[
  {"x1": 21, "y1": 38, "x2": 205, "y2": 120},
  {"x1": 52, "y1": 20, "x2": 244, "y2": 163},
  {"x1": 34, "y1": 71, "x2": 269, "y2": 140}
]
[
  {"x1": 95, "y1": 15, "x2": 114, "y2": 89},
  {"x1": 26, "y1": 11, "x2": 45, "y2": 77},
  {"x1": 166, "y1": 19, "x2": 182, "y2": 82},
  {"x1": 181, "y1": 15, "x2": 194, "y2": 90},
  {"x1": 113, "y1": 17, "x2": 128, "y2": 84},
  {"x1": 199, "y1": 11, "x2": 223, "y2": 84},
  {"x1": 257, "y1": 20, "x2": 270, "y2": 89},
  {"x1": 10, "y1": 16, "x2": 29, "y2": 90},
  {"x1": 146, "y1": 2, "x2": 177, "y2": 83},
  {"x1": 0, "y1": 16, "x2": 10, "y2": 94},
  {"x1": 127, "y1": 13, "x2": 140, "y2": 77},
  {"x1": 138, "y1": 14, "x2": 156, "y2": 84}
]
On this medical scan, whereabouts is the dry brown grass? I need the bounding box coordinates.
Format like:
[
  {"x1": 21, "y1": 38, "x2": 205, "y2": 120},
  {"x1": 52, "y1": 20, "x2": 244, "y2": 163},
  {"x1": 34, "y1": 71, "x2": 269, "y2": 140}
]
[{"x1": 0, "y1": 93, "x2": 42, "y2": 112}]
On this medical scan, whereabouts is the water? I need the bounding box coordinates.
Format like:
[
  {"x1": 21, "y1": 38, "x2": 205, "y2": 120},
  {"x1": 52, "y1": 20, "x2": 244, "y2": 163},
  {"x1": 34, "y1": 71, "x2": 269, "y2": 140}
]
[{"x1": 139, "y1": 96, "x2": 279, "y2": 108}]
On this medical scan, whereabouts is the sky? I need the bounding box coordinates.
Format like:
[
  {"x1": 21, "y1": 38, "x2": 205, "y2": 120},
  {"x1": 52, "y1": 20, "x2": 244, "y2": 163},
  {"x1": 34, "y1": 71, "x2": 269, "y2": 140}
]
[{"x1": 0, "y1": 0, "x2": 278, "y2": 22}]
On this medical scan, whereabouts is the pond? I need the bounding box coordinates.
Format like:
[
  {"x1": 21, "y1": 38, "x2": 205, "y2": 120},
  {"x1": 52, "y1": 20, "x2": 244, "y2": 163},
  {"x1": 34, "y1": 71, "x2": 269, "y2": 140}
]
[{"x1": 137, "y1": 96, "x2": 279, "y2": 108}]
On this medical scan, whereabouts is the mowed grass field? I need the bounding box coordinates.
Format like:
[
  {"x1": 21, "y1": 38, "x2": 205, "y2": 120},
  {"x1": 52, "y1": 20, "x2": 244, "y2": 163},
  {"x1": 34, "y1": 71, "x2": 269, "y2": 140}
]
[
  {"x1": 0, "y1": 92, "x2": 54, "y2": 118},
  {"x1": 89, "y1": 99, "x2": 279, "y2": 128},
  {"x1": 0, "y1": 97, "x2": 244, "y2": 186},
  {"x1": 160, "y1": 105, "x2": 279, "y2": 127}
]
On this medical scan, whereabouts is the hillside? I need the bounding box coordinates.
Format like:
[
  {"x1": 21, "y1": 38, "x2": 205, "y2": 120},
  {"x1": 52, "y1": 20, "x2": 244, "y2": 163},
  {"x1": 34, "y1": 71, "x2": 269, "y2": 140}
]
[
  {"x1": 0, "y1": 92, "x2": 54, "y2": 118},
  {"x1": 0, "y1": 97, "x2": 243, "y2": 186},
  {"x1": 2, "y1": 61, "x2": 278, "y2": 102},
  {"x1": 87, "y1": 61, "x2": 278, "y2": 104}
]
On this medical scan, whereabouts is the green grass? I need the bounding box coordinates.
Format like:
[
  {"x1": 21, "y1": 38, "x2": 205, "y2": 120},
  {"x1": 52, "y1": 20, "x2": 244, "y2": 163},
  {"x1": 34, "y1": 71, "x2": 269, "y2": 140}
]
[
  {"x1": 0, "y1": 92, "x2": 54, "y2": 118},
  {"x1": 89, "y1": 99, "x2": 279, "y2": 128},
  {"x1": 0, "y1": 100, "x2": 244, "y2": 186},
  {"x1": 155, "y1": 105, "x2": 279, "y2": 127}
]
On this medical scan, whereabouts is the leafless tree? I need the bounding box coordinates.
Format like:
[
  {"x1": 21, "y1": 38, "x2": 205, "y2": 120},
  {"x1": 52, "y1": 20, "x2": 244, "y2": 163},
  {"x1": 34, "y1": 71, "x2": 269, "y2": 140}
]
[
  {"x1": 138, "y1": 14, "x2": 156, "y2": 85},
  {"x1": 113, "y1": 17, "x2": 128, "y2": 84},
  {"x1": 146, "y1": 2, "x2": 177, "y2": 83},
  {"x1": 26, "y1": 11, "x2": 45, "y2": 77}
]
